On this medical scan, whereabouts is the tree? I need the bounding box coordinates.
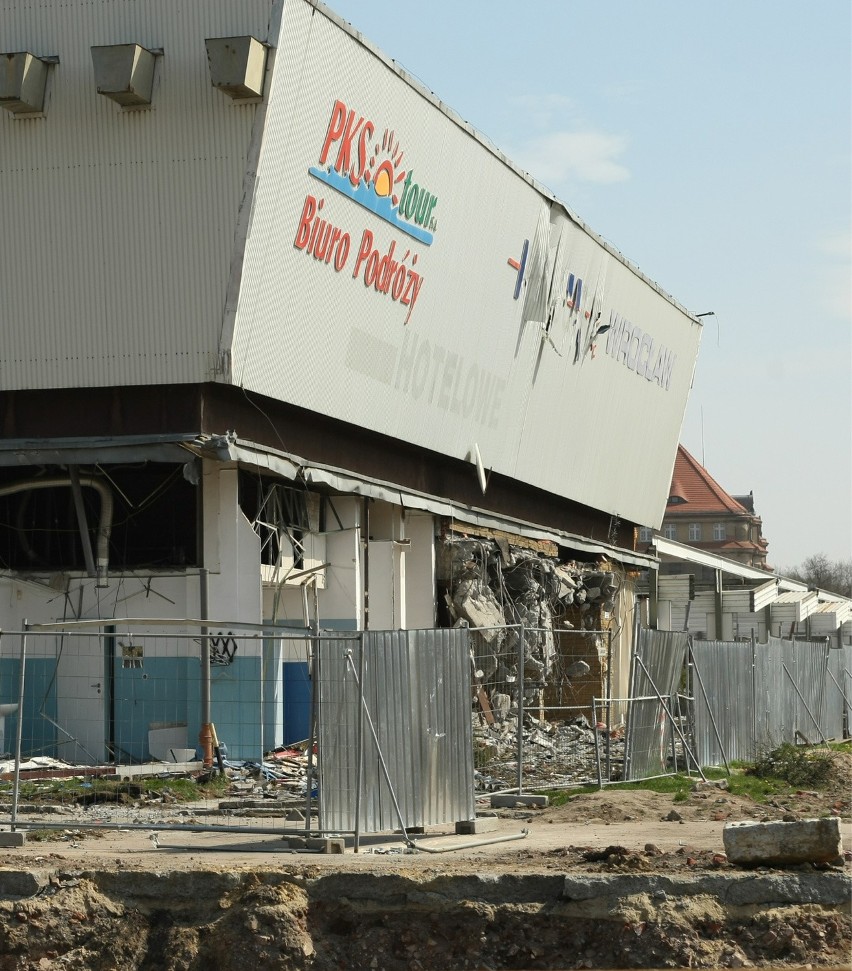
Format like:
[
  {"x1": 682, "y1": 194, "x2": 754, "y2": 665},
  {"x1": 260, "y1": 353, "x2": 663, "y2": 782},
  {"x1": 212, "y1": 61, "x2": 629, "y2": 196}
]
[{"x1": 783, "y1": 553, "x2": 852, "y2": 598}]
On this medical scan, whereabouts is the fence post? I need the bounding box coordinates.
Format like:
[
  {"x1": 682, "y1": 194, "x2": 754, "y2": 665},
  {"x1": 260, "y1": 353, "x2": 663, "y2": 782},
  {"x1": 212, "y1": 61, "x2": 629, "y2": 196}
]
[
  {"x1": 516, "y1": 623, "x2": 525, "y2": 796},
  {"x1": 592, "y1": 697, "x2": 603, "y2": 788},
  {"x1": 198, "y1": 568, "x2": 213, "y2": 768},
  {"x1": 354, "y1": 632, "x2": 365, "y2": 853},
  {"x1": 751, "y1": 630, "x2": 758, "y2": 760},
  {"x1": 11, "y1": 622, "x2": 27, "y2": 833},
  {"x1": 304, "y1": 632, "x2": 319, "y2": 832},
  {"x1": 606, "y1": 628, "x2": 613, "y2": 781},
  {"x1": 624, "y1": 614, "x2": 642, "y2": 781}
]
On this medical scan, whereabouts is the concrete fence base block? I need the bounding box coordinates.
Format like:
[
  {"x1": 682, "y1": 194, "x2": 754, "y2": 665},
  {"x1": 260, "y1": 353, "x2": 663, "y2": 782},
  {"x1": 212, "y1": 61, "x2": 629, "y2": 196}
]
[
  {"x1": 0, "y1": 831, "x2": 26, "y2": 847},
  {"x1": 723, "y1": 816, "x2": 842, "y2": 866},
  {"x1": 282, "y1": 836, "x2": 346, "y2": 854},
  {"x1": 455, "y1": 815, "x2": 500, "y2": 835},
  {"x1": 490, "y1": 794, "x2": 549, "y2": 809}
]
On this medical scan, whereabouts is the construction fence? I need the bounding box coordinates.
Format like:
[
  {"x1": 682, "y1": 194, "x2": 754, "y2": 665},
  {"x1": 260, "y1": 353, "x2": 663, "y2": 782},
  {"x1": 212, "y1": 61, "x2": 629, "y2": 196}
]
[
  {"x1": 0, "y1": 621, "x2": 848, "y2": 840},
  {"x1": 690, "y1": 636, "x2": 852, "y2": 769},
  {"x1": 0, "y1": 622, "x2": 474, "y2": 843},
  {"x1": 469, "y1": 626, "x2": 849, "y2": 790}
]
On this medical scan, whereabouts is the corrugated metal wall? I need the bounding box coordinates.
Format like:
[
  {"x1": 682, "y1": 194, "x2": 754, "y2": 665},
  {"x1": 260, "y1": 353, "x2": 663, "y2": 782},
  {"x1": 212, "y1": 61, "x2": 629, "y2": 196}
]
[
  {"x1": 692, "y1": 637, "x2": 837, "y2": 765},
  {"x1": 624, "y1": 628, "x2": 688, "y2": 780},
  {"x1": 0, "y1": 0, "x2": 273, "y2": 390},
  {"x1": 691, "y1": 640, "x2": 758, "y2": 765},
  {"x1": 315, "y1": 628, "x2": 474, "y2": 833}
]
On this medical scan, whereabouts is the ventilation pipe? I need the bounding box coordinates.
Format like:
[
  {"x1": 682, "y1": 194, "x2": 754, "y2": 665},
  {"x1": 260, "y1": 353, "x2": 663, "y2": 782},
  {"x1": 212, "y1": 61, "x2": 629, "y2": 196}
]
[{"x1": 0, "y1": 476, "x2": 114, "y2": 586}]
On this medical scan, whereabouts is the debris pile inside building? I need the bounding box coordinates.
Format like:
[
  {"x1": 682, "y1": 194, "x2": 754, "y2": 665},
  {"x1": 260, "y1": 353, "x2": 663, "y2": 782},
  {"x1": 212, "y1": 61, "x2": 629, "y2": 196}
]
[{"x1": 438, "y1": 532, "x2": 625, "y2": 783}]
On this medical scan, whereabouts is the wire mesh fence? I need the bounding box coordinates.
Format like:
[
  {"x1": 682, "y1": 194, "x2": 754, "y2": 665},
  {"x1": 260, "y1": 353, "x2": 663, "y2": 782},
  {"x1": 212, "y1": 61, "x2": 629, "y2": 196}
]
[
  {"x1": 0, "y1": 622, "x2": 318, "y2": 836},
  {"x1": 0, "y1": 622, "x2": 474, "y2": 841},
  {"x1": 470, "y1": 625, "x2": 617, "y2": 793}
]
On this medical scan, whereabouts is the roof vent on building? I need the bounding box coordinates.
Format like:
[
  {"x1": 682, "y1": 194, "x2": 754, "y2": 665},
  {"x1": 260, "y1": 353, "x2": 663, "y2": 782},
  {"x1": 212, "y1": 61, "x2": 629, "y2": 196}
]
[
  {"x1": 91, "y1": 44, "x2": 159, "y2": 108},
  {"x1": 0, "y1": 51, "x2": 55, "y2": 116},
  {"x1": 205, "y1": 36, "x2": 267, "y2": 101}
]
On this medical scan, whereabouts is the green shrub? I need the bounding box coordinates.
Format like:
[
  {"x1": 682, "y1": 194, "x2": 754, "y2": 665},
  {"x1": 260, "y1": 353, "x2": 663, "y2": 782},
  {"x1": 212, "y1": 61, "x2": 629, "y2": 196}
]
[{"x1": 748, "y1": 743, "x2": 834, "y2": 788}]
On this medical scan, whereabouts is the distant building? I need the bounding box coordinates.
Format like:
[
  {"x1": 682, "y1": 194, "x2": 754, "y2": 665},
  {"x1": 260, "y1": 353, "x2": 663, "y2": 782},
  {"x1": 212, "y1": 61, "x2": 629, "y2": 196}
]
[
  {"x1": 635, "y1": 447, "x2": 850, "y2": 643},
  {"x1": 638, "y1": 445, "x2": 769, "y2": 582}
]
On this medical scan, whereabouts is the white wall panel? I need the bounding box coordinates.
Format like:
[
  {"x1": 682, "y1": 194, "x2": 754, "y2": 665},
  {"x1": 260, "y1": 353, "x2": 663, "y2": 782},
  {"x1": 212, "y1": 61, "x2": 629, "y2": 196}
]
[
  {"x1": 2, "y1": 0, "x2": 702, "y2": 531},
  {"x1": 231, "y1": 0, "x2": 702, "y2": 528},
  {"x1": 0, "y1": 0, "x2": 274, "y2": 389}
]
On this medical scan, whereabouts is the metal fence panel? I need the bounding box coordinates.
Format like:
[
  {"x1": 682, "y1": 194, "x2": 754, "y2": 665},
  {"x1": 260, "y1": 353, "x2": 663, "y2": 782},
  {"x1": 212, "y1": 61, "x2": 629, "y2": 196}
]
[
  {"x1": 690, "y1": 640, "x2": 757, "y2": 765},
  {"x1": 624, "y1": 628, "x2": 688, "y2": 780},
  {"x1": 789, "y1": 639, "x2": 830, "y2": 743},
  {"x1": 315, "y1": 628, "x2": 474, "y2": 833},
  {"x1": 823, "y1": 646, "x2": 848, "y2": 740},
  {"x1": 754, "y1": 638, "x2": 784, "y2": 749},
  {"x1": 694, "y1": 636, "x2": 839, "y2": 765},
  {"x1": 754, "y1": 638, "x2": 830, "y2": 747}
]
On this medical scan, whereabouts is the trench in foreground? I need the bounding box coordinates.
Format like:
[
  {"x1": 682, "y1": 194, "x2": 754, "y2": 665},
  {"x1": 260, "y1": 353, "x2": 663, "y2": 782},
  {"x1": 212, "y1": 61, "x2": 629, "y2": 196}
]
[{"x1": 0, "y1": 867, "x2": 850, "y2": 970}]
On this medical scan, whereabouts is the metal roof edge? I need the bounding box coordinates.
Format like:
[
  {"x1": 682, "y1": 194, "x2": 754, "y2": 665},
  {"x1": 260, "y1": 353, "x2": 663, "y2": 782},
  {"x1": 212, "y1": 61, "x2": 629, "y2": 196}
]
[
  {"x1": 650, "y1": 536, "x2": 815, "y2": 592},
  {"x1": 0, "y1": 434, "x2": 200, "y2": 467},
  {"x1": 206, "y1": 436, "x2": 657, "y2": 569}
]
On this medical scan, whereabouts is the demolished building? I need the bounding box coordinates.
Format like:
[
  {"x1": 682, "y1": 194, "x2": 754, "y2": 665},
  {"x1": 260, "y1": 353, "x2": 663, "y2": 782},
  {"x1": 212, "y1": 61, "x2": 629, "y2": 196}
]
[{"x1": 0, "y1": 0, "x2": 703, "y2": 768}]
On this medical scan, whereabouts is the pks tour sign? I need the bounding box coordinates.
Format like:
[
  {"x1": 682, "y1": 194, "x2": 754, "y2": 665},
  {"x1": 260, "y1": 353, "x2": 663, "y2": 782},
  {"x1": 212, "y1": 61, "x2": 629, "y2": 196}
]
[
  {"x1": 312, "y1": 99, "x2": 439, "y2": 245},
  {"x1": 292, "y1": 97, "x2": 438, "y2": 323}
]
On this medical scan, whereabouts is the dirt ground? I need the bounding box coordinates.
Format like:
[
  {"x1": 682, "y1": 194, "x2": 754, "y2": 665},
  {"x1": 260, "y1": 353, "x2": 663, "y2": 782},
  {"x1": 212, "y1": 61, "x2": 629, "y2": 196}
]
[{"x1": 0, "y1": 754, "x2": 849, "y2": 970}]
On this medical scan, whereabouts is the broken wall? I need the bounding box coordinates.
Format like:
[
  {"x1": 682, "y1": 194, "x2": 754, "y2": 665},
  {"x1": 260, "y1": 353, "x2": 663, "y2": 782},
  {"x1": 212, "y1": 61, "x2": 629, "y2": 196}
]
[{"x1": 437, "y1": 524, "x2": 627, "y2": 725}]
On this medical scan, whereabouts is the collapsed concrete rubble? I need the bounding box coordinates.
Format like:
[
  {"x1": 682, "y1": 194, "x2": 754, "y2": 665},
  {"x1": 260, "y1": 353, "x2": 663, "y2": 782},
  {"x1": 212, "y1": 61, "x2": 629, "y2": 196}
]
[
  {"x1": 473, "y1": 714, "x2": 627, "y2": 792},
  {"x1": 439, "y1": 532, "x2": 624, "y2": 784},
  {"x1": 440, "y1": 535, "x2": 619, "y2": 688}
]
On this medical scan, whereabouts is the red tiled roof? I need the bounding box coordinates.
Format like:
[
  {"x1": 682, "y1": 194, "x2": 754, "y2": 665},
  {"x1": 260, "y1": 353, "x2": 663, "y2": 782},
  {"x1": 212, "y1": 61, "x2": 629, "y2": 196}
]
[
  {"x1": 715, "y1": 539, "x2": 762, "y2": 552},
  {"x1": 666, "y1": 445, "x2": 750, "y2": 516}
]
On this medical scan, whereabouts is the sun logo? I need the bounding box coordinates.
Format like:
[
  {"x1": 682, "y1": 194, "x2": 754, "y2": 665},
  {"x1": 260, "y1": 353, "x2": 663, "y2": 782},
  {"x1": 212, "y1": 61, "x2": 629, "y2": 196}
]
[
  {"x1": 366, "y1": 129, "x2": 406, "y2": 204},
  {"x1": 312, "y1": 99, "x2": 438, "y2": 244}
]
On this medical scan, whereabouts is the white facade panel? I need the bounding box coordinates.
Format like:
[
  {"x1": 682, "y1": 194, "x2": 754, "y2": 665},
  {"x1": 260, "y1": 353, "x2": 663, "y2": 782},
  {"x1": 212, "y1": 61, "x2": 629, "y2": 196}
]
[
  {"x1": 0, "y1": 0, "x2": 274, "y2": 390},
  {"x1": 659, "y1": 575, "x2": 693, "y2": 601},
  {"x1": 722, "y1": 590, "x2": 751, "y2": 613},
  {"x1": 2, "y1": 0, "x2": 702, "y2": 531},
  {"x1": 230, "y1": 0, "x2": 702, "y2": 528}
]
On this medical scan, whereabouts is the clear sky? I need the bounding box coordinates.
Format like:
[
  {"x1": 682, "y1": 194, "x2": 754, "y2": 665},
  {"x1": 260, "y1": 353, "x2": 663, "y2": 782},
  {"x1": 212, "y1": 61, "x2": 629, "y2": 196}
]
[{"x1": 327, "y1": 0, "x2": 852, "y2": 571}]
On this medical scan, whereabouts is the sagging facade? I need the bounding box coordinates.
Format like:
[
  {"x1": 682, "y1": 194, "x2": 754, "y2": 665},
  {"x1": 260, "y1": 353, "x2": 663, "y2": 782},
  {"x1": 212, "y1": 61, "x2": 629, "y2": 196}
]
[{"x1": 0, "y1": 0, "x2": 702, "y2": 763}]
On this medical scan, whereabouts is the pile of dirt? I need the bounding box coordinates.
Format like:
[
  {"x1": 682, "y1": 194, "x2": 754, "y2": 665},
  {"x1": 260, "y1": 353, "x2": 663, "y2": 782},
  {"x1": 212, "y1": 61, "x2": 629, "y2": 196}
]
[{"x1": 530, "y1": 750, "x2": 852, "y2": 827}]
